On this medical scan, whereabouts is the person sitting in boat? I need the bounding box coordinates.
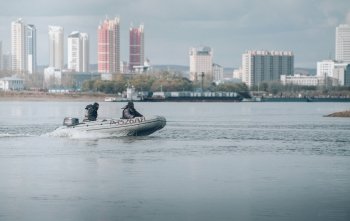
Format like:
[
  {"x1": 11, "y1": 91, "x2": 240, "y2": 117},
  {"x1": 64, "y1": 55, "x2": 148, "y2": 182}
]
[
  {"x1": 121, "y1": 101, "x2": 143, "y2": 119},
  {"x1": 84, "y1": 102, "x2": 99, "y2": 121}
]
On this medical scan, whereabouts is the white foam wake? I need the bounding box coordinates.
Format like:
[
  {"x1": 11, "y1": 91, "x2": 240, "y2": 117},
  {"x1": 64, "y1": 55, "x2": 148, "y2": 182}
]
[
  {"x1": 0, "y1": 133, "x2": 34, "y2": 138},
  {"x1": 44, "y1": 127, "x2": 123, "y2": 139}
]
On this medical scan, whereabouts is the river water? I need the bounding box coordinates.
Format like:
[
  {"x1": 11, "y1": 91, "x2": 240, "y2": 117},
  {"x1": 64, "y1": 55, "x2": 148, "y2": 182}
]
[{"x1": 0, "y1": 101, "x2": 349, "y2": 221}]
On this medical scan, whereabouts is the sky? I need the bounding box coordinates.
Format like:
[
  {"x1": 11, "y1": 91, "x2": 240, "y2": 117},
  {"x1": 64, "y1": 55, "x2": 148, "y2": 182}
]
[{"x1": 0, "y1": 0, "x2": 349, "y2": 68}]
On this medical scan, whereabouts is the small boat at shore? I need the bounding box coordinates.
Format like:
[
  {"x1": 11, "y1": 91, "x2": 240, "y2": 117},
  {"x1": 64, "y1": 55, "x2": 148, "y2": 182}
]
[{"x1": 54, "y1": 116, "x2": 166, "y2": 137}]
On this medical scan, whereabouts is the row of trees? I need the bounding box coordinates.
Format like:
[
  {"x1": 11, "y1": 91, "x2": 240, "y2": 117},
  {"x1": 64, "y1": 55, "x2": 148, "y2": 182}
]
[
  {"x1": 2, "y1": 70, "x2": 350, "y2": 96},
  {"x1": 81, "y1": 72, "x2": 249, "y2": 94},
  {"x1": 250, "y1": 81, "x2": 350, "y2": 97},
  {"x1": 81, "y1": 72, "x2": 350, "y2": 97}
]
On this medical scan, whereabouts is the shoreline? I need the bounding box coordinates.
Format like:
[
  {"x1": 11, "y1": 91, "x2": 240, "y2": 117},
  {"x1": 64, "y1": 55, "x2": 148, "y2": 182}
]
[
  {"x1": 2, "y1": 91, "x2": 350, "y2": 103},
  {"x1": 0, "y1": 91, "x2": 107, "y2": 102}
]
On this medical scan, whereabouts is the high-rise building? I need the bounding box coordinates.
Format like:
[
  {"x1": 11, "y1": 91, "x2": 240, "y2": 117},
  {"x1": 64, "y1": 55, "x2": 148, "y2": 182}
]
[
  {"x1": 81, "y1": 33, "x2": 89, "y2": 72},
  {"x1": 0, "y1": 41, "x2": 2, "y2": 70},
  {"x1": 68, "y1": 31, "x2": 89, "y2": 72},
  {"x1": 189, "y1": 46, "x2": 213, "y2": 81},
  {"x1": 48, "y1": 26, "x2": 64, "y2": 69},
  {"x1": 10, "y1": 19, "x2": 37, "y2": 74},
  {"x1": 317, "y1": 59, "x2": 350, "y2": 86},
  {"x1": 241, "y1": 50, "x2": 294, "y2": 87},
  {"x1": 68, "y1": 32, "x2": 80, "y2": 71},
  {"x1": 97, "y1": 17, "x2": 120, "y2": 74},
  {"x1": 2, "y1": 52, "x2": 11, "y2": 71},
  {"x1": 317, "y1": 60, "x2": 335, "y2": 77},
  {"x1": 333, "y1": 63, "x2": 350, "y2": 86},
  {"x1": 336, "y1": 24, "x2": 350, "y2": 63},
  {"x1": 212, "y1": 63, "x2": 224, "y2": 82},
  {"x1": 11, "y1": 18, "x2": 27, "y2": 73},
  {"x1": 26, "y1": 24, "x2": 37, "y2": 74},
  {"x1": 129, "y1": 24, "x2": 144, "y2": 71}
]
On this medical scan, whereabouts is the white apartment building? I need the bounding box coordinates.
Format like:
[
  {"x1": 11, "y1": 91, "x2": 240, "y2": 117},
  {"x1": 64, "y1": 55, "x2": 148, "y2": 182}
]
[
  {"x1": 11, "y1": 18, "x2": 27, "y2": 73},
  {"x1": 336, "y1": 24, "x2": 350, "y2": 63},
  {"x1": 0, "y1": 41, "x2": 2, "y2": 70},
  {"x1": 280, "y1": 74, "x2": 325, "y2": 86},
  {"x1": 11, "y1": 19, "x2": 37, "y2": 74},
  {"x1": 317, "y1": 60, "x2": 350, "y2": 86},
  {"x1": 212, "y1": 63, "x2": 224, "y2": 82},
  {"x1": 68, "y1": 32, "x2": 80, "y2": 71},
  {"x1": 317, "y1": 60, "x2": 335, "y2": 77},
  {"x1": 68, "y1": 32, "x2": 89, "y2": 72},
  {"x1": 44, "y1": 67, "x2": 62, "y2": 88},
  {"x1": 242, "y1": 50, "x2": 294, "y2": 87},
  {"x1": 81, "y1": 33, "x2": 89, "y2": 72},
  {"x1": 26, "y1": 24, "x2": 37, "y2": 74},
  {"x1": 189, "y1": 46, "x2": 213, "y2": 81},
  {"x1": 0, "y1": 76, "x2": 24, "y2": 91},
  {"x1": 49, "y1": 26, "x2": 64, "y2": 69},
  {"x1": 333, "y1": 63, "x2": 350, "y2": 86}
]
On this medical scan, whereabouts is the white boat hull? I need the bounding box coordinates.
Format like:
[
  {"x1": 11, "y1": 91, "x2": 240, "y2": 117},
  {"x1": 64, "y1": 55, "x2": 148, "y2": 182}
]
[{"x1": 55, "y1": 116, "x2": 166, "y2": 137}]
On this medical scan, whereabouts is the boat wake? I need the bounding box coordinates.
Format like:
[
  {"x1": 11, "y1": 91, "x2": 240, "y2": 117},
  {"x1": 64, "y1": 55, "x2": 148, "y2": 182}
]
[
  {"x1": 0, "y1": 133, "x2": 34, "y2": 138},
  {"x1": 45, "y1": 128, "x2": 117, "y2": 139},
  {"x1": 0, "y1": 124, "x2": 55, "y2": 138}
]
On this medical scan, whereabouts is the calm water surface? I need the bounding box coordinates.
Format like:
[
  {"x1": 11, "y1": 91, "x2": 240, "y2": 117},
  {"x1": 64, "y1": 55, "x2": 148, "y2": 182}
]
[{"x1": 0, "y1": 101, "x2": 349, "y2": 221}]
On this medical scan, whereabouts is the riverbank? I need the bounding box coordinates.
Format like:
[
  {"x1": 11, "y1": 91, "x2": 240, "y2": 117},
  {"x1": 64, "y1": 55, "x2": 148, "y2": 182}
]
[
  {"x1": 261, "y1": 97, "x2": 350, "y2": 102},
  {"x1": 0, "y1": 91, "x2": 106, "y2": 102},
  {"x1": 325, "y1": 110, "x2": 350, "y2": 117}
]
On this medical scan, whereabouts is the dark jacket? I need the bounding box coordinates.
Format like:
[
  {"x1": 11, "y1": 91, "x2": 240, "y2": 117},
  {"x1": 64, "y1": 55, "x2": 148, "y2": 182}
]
[
  {"x1": 122, "y1": 107, "x2": 143, "y2": 119},
  {"x1": 85, "y1": 103, "x2": 99, "y2": 121}
]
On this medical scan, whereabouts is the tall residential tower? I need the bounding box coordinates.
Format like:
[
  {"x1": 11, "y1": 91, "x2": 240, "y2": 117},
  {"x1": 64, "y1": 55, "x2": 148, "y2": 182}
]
[
  {"x1": 129, "y1": 24, "x2": 144, "y2": 71},
  {"x1": 336, "y1": 24, "x2": 350, "y2": 63},
  {"x1": 48, "y1": 26, "x2": 64, "y2": 69},
  {"x1": 11, "y1": 18, "x2": 27, "y2": 73},
  {"x1": 0, "y1": 41, "x2": 2, "y2": 70},
  {"x1": 97, "y1": 17, "x2": 120, "y2": 74},
  {"x1": 189, "y1": 46, "x2": 213, "y2": 81},
  {"x1": 81, "y1": 33, "x2": 89, "y2": 72},
  {"x1": 68, "y1": 31, "x2": 89, "y2": 72},
  {"x1": 10, "y1": 19, "x2": 37, "y2": 74},
  {"x1": 241, "y1": 50, "x2": 294, "y2": 87},
  {"x1": 26, "y1": 24, "x2": 37, "y2": 74}
]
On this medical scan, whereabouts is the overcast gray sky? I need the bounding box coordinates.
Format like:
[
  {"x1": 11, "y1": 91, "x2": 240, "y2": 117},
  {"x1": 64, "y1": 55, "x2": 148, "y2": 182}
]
[{"x1": 0, "y1": 0, "x2": 349, "y2": 68}]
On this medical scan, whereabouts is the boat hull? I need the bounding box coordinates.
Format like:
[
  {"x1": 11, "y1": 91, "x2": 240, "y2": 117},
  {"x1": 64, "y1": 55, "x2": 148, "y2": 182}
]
[{"x1": 55, "y1": 116, "x2": 166, "y2": 137}]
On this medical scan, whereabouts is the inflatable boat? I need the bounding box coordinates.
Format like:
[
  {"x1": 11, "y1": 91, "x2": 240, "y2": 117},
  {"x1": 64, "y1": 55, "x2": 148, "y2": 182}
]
[{"x1": 55, "y1": 116, "x2": 166, "y2": 137}]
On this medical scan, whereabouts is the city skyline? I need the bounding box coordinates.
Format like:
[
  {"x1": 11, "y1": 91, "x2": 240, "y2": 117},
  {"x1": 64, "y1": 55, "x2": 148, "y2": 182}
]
[{"x1": 0, "y1": 0, "x2": 349, "y2": 68}]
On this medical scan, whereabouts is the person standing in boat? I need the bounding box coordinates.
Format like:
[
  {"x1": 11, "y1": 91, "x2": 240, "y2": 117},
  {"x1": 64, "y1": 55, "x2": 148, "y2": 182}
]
[
  {"x1": 121, "y1": 101, "x2": 143, "y2": 119},
  {"x1": 84, "y1": 102, "x2": 99, "y2": 121}
]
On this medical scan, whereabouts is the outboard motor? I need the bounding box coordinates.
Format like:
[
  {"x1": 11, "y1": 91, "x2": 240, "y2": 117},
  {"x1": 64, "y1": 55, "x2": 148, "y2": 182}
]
[{"x1": 63, "y1": 117, "x2": 79, "y2": 126}]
